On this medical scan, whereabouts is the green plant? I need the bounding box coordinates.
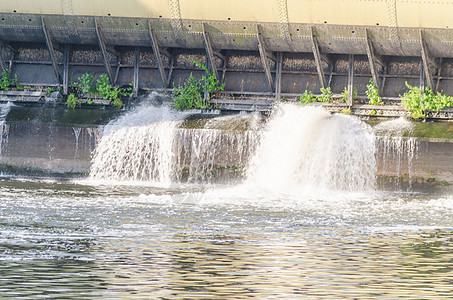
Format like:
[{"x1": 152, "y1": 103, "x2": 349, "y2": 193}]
[
  {"x1": 340, "y1": 87, "x2": 357, "y2": 103},
  {"x1": 318, "y1": 87, "x2": 333, "y2": 103},
  {"x1": 370, "y1": 109, "x2": 377, "y2": 116},
  {"x1": 95, "y1": 74, "x2": 131, "y2": 108},
  {"x1": 342, "y1": 108, "x2": 351, "y2": 114},
  {"x1": 194, "y1": 61, "x2": 225, "y2": 93},
  {"x1": 66, "y1": 93, "x2": 81, "y2": 109},
  {"x1": 366, "y1": 79, "x2": 382, "y2": 105},
  {"x1": 77, "y1": 72, "x2": 96, "y2": 95},
  {"x1": 0, "y1": 69, "x2": 18, "y2": 90},
  {"x1": 400, "y1": 82, "x2": 453, "y2": 119},
  {"x1": 46, "y1": 87, "x2": 56, "y2": 94},
  {"x1": 299, "y1": 90, "x2": 316, "y2": 103},
  {"x1": 172, "y1": 61, "x2": 225, "y2": 110},
  {"x1": 172, "y1": 74, "x2": 205, "y2": 110}
]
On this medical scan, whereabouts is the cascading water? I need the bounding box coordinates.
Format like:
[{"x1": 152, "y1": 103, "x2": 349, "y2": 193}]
[
  {"x1": 0, "y1": 102, "x2": 13, "y2": 157},
  {"x1": 90, "y1": 99, "x2": 258, "y2": 184},
  {"x1": 90, "y1": 103, "x2": 188, "y2": 184},
  {"x1": 246, "y1": 104, "x2": 377, "y2": 192},
  {"x1": 374, "y1": 117, "x2": 418, "y2": 189},
  {"x1": 90, "y1": 100, "x2": 377, "y2": 191}
]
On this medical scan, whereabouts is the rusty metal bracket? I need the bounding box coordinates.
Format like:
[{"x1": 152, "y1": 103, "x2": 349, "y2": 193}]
[
  {"x1": 133, "y1": 46, "x2": 140, "y2": 96},
  {"x1": 148, "y1": 21, "x2": 169, "y2": 88},
  {"x1": 347, "y1": 54, "x2": 354, "y2": 106},
  {"x1": 310, "y1": 26, "x2": 327, "y2": 89},
  {"x1": 257, "y1": 25, "x2": 274, "y2": 92},
  {"x1": 202, "y1": 23, "x2": 219, "y2": 80},
  {"x1": 63, "y1": 44, "x2": 69, "y2": 95},
  {"x1": 41, "y1": 16, "x2": 62, "y2": 84},
  {"x1": 275, "y1": 52, "x2": 283, "y2": 101},
  {"x1": 365, "y1": 29, "x2": 383, "y2": 94},
  {"x1": 95, "y1": 18, "x2": 114, "y2": 82},
  {"x1": 420, "y1": 30, "x2": 436, "y2": 91}
]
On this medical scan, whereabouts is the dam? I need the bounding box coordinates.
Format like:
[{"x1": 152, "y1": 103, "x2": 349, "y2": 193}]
[
  {"x1": 1, "y1": 1, "x2": 453, "y2": 299},
  {"x1": 1, "y1": 0, "x2": 453, "y2": 115}
]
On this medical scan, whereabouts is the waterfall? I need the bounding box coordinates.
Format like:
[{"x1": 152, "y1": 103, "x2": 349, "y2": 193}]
[
  {"x1": 0, "y1": 102, "x2": 13, "y2": 157},
  {"x1": 89, "y1": 101, "x2": 259, "y2": 184},
  {"x1": 90, "y1": 101, "x2": 377, "y2": 190},
  {"x1": 245, "y1": 105, "x2": 377, "y2": 192},
  {"x1": 89, "y1": 104, "x2": 187, "y2": 184},
  {"x1": 374, "y1": 118, "x2": 419, "y2": 188},
  {"x1": 72, "y1": 127, "x2": 82, "y2": 159}
]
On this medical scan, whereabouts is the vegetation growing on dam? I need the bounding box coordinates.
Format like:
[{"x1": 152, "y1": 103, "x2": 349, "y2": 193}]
[
  {"x1": 366, "y1": 79, "x2": 383, "y2": 106},
  {"x1": 401, "y1": 82, "x2": 453, "y2": 119},
  {"x1": 172, "y1": 61, "x2": 225, "y2": 110},
  {"x1": 67, "y1": 73, "x2": 132, "y2": 109},
  {"x1": 0, "y1": 69, "x2": 20, "y2": 91}
]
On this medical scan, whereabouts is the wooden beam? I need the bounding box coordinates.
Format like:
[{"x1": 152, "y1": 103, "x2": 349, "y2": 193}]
[
  {"x1": 133, "y1": 47, "x2": 140, "y2": 97},
  {"x1": 347, "y1": 54, "x2": 354, "y2": 106},
  {"x1": 257, "y1": 25, "x2": 274, "y2": 92},
  {"x1": 148, "y1": 20, "x2": 168, "y2": 88},
  {"x1": 365, "y1": 29, "x2": 382, "y2": 94},
  {"x1": 275, "y1": 52, "x2": 283, "y2": 101},
  {"x1": 420, "y1": 30, "x2": 436, "y2": 91},
  {"x1": 95, "y1": 18, "x2": 114, "y2": 83},
  {"x1": 202, "y1": 23, "x2": 219, "y2": 80},
  {"x1": 41, "y1": 16, "x2": 62, "y2": 84},
  {"x1": 310, "y1": 26, "x2": 327, "y2": 89},
  {"x1": 63, "y1": 44, "x2": 69, "y2": 95}
]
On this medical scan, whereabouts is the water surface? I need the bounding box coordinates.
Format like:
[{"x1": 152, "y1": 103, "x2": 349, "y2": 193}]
[{"x1": 1, "y1": 178, "x2": 452, "y2": 299}]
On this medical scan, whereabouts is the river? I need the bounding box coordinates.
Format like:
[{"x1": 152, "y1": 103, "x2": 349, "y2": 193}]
[{"x1": 0, "y1": 101, "x2": 453, "y2": 298}]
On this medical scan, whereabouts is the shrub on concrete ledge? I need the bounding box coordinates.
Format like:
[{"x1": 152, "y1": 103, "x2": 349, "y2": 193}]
[
  {"x1": 401, "y1": 82, "x2": 453, "y2": 119},
  {"x1": 172, "y1": 61, "x2": 225, "y2": 110}
]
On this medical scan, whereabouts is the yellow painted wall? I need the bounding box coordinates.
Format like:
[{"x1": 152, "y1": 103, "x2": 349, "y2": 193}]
[
  {"x1": 0, "y1": 0, "x2": 452, "y2": 29},
  {"x1": 178, "y1": 0, "x2": 279, "y2": 22},
  {"x1": 287, "y1": 0, "x2": 389, "y2": 27},
  {"x1": 397, "y1": 2, "x2": 452, "y2": 29}
]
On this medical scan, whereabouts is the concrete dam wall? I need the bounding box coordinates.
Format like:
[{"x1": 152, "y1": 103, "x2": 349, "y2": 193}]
[{"x1": 1, "y1": 0, "x2": 453, "y2": 105}]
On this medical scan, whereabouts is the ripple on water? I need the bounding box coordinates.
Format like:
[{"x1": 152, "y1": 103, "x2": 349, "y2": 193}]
[{"x1": 0, "y1": 179, "x2": 453, "y2": 298}]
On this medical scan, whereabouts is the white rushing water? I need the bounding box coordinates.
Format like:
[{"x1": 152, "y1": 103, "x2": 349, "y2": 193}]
[
  {"x1": 90, "y1": 101, "x2": 377, "y2": 192},
  {"x1": 0, "y1": 102, "x2": 13, "y2": 157},
  {"x1": 246, "y1": 104, "x2": 376, "y2": 192},
  {"x1": 90, "y1": 103, "x2": 189, "y2": 184},
  {"x1": 374, "y1": 117, "x2": 419, "y2": 188}
]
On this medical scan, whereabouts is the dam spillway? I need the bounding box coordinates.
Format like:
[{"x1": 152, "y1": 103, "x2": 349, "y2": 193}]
[
  {"x1": 2, "y1": 97, "x2": 453, "y2": 192},
  {"x1": 1, "y1": 0, "x2": 453, "y2": 111}
]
